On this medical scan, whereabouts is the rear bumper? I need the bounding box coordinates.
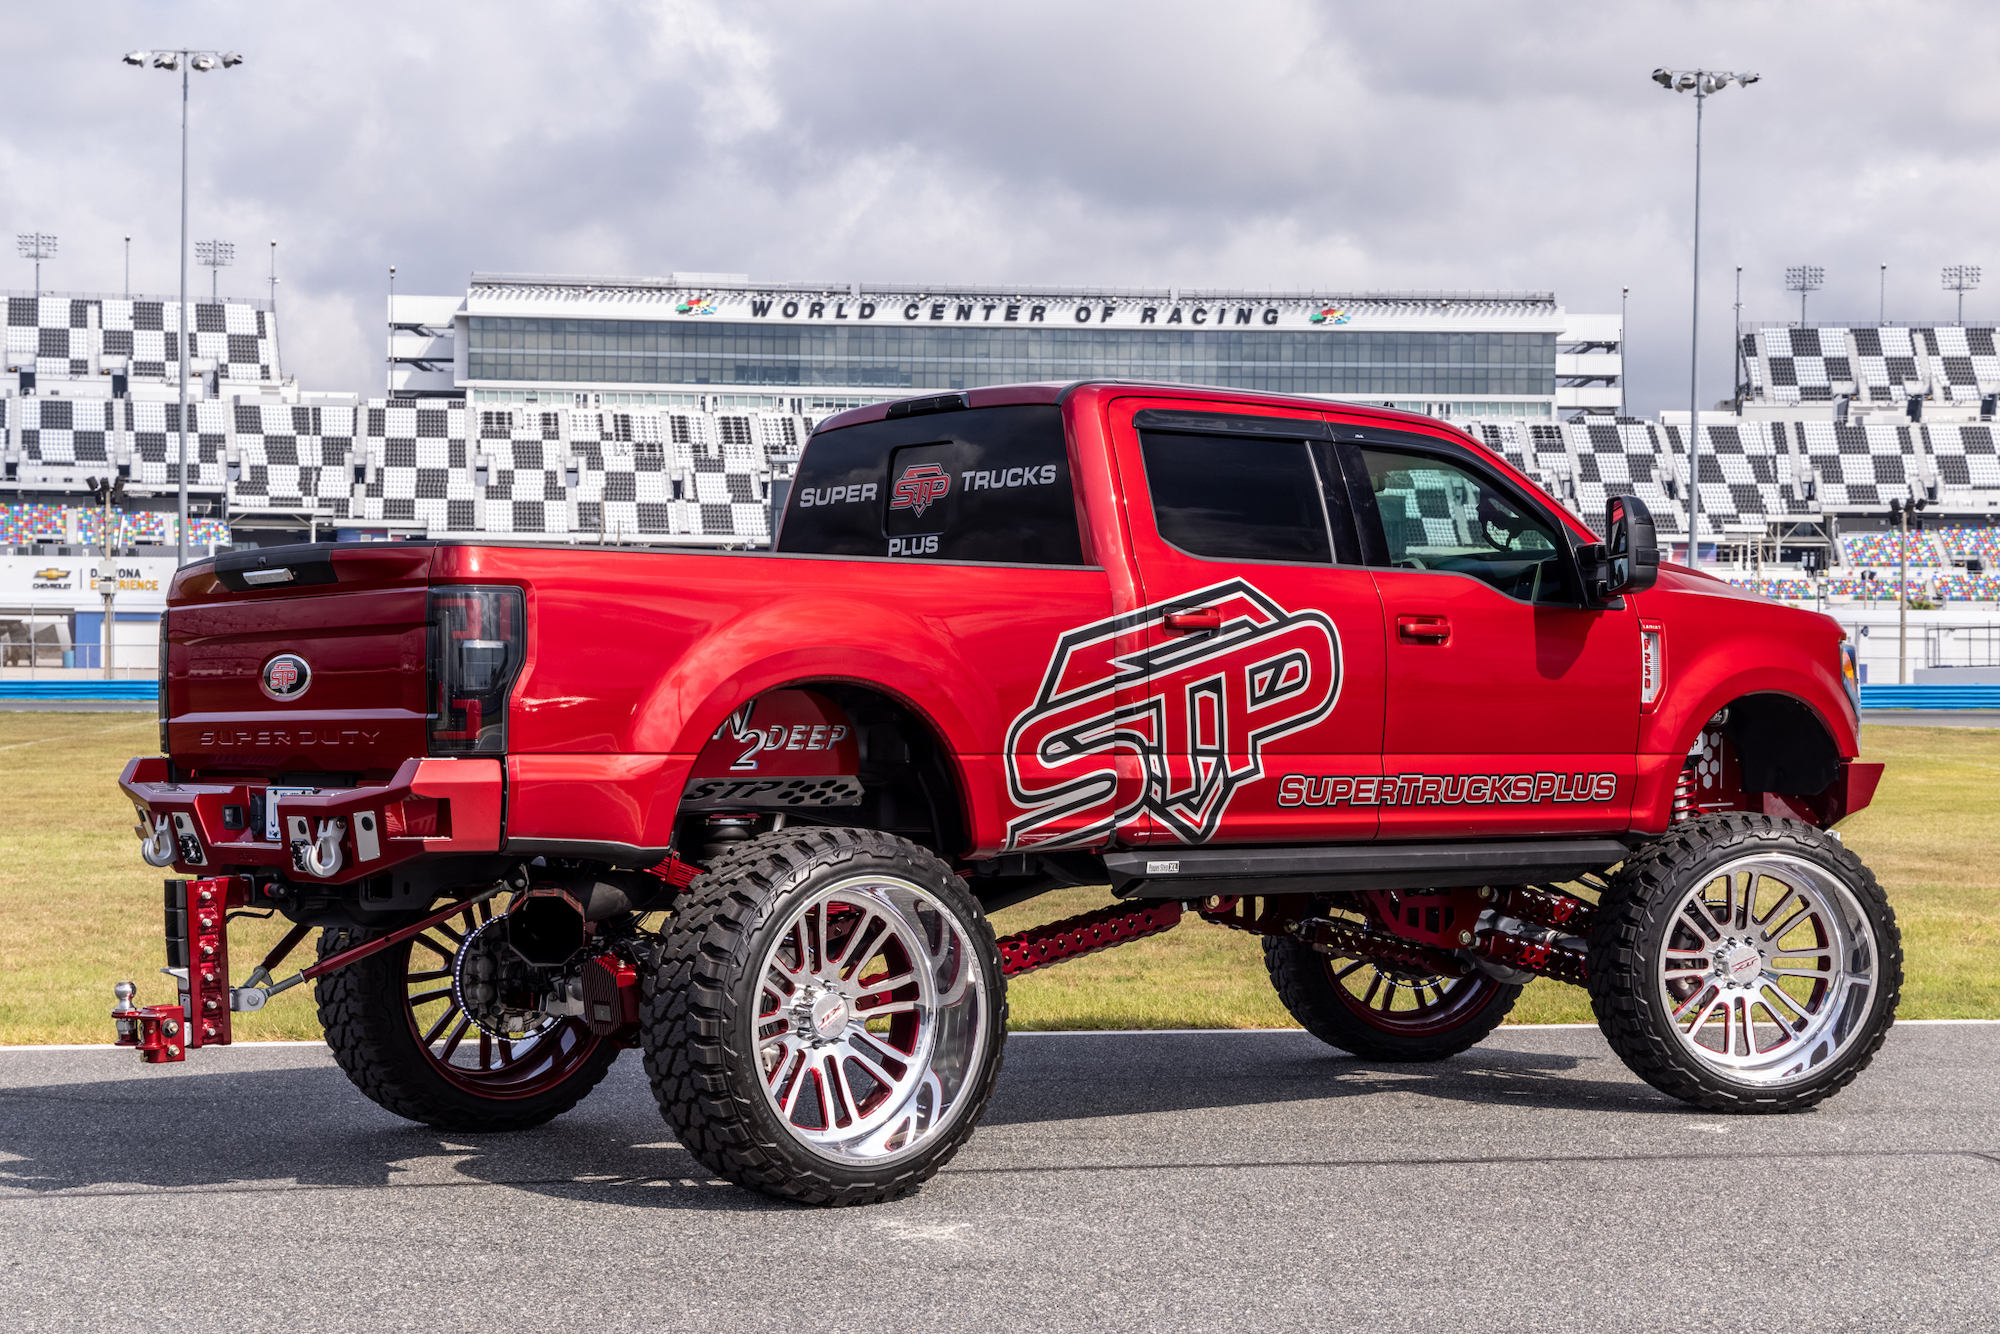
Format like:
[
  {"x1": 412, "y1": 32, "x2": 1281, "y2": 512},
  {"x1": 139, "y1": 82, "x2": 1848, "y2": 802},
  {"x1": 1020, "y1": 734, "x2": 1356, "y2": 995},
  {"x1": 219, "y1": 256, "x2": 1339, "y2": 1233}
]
[{"x1": 119, "y1": 756, "x2": 502, "y2": 884}]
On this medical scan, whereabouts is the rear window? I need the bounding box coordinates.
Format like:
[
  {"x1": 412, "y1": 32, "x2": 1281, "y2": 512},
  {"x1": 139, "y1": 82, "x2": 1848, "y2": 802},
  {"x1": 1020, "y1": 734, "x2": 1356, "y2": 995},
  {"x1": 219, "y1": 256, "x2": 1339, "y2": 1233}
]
[
  {"x1": 1138, "y1": 427, "x2": 1334, "y2": 564},
  {"x1": 776, "y1": 404, "x2": 1086, "y2": 564}
]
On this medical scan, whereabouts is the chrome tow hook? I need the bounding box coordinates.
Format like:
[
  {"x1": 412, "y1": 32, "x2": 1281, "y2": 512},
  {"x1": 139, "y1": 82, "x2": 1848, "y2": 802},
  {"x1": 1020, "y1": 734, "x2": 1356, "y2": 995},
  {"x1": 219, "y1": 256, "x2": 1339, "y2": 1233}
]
[
  {"x1": 292, "y1": 817, "x2": 346, "y2": 879},
  {"x1": 139, "y1": 815, "x2": 177, "y2": 868}
]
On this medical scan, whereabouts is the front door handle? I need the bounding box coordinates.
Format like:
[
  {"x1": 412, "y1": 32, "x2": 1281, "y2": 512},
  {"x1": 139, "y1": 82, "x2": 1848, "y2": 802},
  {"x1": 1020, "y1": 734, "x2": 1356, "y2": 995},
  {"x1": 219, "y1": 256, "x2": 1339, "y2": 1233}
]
[
  {"x1": 1165, "y1": 608, "x2": 1223, "y2": 634},
  {"x1": 1397, "y1": 614, "x2": 1451, "y2": 644}
]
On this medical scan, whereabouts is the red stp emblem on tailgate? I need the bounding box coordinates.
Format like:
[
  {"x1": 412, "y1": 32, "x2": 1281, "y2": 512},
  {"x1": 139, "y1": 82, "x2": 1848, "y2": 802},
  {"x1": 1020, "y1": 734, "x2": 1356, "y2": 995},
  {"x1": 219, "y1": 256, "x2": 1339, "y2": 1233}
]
[
  {"x1": 260, "y1": 653, "x2": 311, "y2": 700},
  {"x1": 889, "y1": 463, "x2": 951, "y2": 517}
]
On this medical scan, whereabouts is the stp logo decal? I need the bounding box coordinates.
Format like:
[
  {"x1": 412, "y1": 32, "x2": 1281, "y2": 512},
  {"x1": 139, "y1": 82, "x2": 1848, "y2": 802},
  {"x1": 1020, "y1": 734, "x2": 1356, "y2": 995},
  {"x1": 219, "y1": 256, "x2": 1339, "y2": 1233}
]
[
  {"x1": 260, "y1": 653, "x2": 312, "y2": 700},
  {"x1": 889, "y1": 463, "x2": 952, "y2": 517},
  {"x1": 1004, "y1": 580, "x2": 1340, "y2": 849}
]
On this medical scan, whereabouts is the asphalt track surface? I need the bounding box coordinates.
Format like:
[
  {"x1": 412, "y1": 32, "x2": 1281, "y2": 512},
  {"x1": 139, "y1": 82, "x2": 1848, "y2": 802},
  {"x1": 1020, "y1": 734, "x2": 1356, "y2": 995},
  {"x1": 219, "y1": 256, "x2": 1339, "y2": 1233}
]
[{"x1": 2, "y1": 1025, "x2": 1995, "y2": 1331}]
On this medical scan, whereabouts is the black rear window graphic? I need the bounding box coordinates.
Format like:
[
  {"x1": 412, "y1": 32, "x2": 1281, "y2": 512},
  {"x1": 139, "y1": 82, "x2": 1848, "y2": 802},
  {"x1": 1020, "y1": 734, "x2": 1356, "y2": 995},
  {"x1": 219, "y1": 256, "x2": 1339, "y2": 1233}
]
[{"x1": 778, "y1": 404, "x2": 1085, "y2": 564}]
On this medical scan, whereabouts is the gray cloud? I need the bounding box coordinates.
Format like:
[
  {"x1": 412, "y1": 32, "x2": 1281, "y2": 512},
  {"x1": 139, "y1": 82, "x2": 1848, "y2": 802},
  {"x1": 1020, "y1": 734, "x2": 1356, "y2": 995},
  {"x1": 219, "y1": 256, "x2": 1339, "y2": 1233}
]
[{"x1": 5, "y1": 0, "x2": 1995, "y2": 414}]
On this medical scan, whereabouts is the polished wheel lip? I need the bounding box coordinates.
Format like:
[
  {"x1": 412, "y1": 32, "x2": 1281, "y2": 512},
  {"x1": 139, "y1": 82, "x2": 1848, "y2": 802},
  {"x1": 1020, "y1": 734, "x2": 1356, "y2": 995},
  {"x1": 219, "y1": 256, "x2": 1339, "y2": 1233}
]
[
  {"x1": 400, "y1": 896, "x2": 604, "y2": 1101},
  {"x1": 752, "y1": 873, "x2": 987, "y2": 1168},
  {"x1": 1653, "y1": 851, "x2": 1877, "y2": 1088}
]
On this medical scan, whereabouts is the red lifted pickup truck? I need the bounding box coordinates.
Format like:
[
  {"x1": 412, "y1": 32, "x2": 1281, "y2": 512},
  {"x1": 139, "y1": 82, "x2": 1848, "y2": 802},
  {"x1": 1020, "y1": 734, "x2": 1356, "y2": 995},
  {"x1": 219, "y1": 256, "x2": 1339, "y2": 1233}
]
[{"x1": 115, "y1": 382, "x2": 1898, "y2": 1204}]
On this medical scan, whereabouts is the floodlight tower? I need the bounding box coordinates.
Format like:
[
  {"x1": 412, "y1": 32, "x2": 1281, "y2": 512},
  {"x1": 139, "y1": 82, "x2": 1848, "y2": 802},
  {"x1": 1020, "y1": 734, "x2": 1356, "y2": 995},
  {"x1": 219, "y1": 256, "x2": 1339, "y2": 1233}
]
[
  {"x1": 1943, "y1": 265, "x2": 1981, "y2": 324},
  {"x1": 1652, "y1": 65, "x2": 1760, "y2": 563},
  {"x1": 196, "y1": 239, "x2": 233, "y2": 301},
  {"x1": 122, "y1": 46, "x2": 245, "y2": 567},
  {"x1": 17, "y1": 233, "x2": 57, "y2": 296},
  {"x1": 1785, "y1": 265, "x2": 1824, "y2": 325}
]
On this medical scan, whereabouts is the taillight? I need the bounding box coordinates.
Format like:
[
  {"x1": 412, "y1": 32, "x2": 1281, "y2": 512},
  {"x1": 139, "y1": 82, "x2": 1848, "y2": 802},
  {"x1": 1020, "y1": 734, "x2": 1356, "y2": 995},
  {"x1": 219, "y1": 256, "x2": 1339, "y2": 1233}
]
[
  {"x1": 1640, "y1": 624, "x2": 1665, "y2": 707},
  {"x1": 428, "y1": 586, "x2": 525, "y2": 755},
  {"x1": 1840, "y1": 640, "x2": 1861, "y2": 716},
  {"x1": 157, "y1": 609, "x2": 170, "y2": 754}
]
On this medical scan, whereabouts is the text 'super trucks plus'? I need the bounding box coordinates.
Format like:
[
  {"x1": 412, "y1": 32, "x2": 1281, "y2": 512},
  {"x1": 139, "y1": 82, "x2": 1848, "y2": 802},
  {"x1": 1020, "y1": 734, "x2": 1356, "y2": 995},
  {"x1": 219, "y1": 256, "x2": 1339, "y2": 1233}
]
[{"x1": 114, "y1": 383, "x2": 1897, "y2": 1204}]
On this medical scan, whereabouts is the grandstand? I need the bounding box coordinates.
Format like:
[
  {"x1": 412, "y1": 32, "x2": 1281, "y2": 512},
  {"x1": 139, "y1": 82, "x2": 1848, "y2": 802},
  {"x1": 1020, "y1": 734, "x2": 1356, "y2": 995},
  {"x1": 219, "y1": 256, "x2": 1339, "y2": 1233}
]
[
  {"x1": 2, "y1": 503, "x2": 226, "y2": 551},
  {"x1": 3, "y1": 277, "x2": 2000, "y2": 607}
]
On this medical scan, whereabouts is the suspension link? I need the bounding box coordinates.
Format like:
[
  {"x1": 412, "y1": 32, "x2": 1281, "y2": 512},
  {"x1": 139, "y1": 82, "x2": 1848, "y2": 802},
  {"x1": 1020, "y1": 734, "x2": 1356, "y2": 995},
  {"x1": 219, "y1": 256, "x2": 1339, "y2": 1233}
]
[
  {"x1": 1495, "y1": 884, "x2": 1598, "y2": 936},
  {"x1": 996, "y1": 900, "x2": 1184, "y2": 978},
  {"x1": 1475, "y1": 929, "x2": 1590, "y2": 986}
]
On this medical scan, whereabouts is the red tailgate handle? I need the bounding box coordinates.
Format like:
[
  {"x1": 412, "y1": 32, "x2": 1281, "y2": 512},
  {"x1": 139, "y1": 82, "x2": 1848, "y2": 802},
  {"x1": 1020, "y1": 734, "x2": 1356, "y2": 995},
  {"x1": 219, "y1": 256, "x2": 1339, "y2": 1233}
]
[
  {"x1": 1397, "y1": 614, "x2": 1451, "y2": 644},
  {"x1": 1164, "y1": 607, "x2": 1223, "y2": 634}
]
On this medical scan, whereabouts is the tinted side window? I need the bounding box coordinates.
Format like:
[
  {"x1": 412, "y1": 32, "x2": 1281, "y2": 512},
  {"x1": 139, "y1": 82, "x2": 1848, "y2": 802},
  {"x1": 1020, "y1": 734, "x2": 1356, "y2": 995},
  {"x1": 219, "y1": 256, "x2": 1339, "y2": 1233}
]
[
  {"x1": 776, "y1": 405, "x2": 1085, "y2": 564},
  {"x1": 1139, "y1": 431, "x2": 1333, "y2": 563},
  {"x1": 1355, "y1": 445, "x2": 1572, "y2": 603}
]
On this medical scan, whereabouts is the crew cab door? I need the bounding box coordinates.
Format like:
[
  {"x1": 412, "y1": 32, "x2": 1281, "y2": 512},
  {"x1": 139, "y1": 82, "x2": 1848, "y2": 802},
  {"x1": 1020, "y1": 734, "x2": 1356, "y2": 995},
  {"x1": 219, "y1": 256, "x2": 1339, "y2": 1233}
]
[
  {"x1": 1096, "y1": 397, "x2": 1387, "y2": 846},
  {"x1": 776, "y1": 399, "x2": 1128, "y2": 855},
  {"x1": 1333, "y1": 424, "x2": 1638, "y2": 837}
]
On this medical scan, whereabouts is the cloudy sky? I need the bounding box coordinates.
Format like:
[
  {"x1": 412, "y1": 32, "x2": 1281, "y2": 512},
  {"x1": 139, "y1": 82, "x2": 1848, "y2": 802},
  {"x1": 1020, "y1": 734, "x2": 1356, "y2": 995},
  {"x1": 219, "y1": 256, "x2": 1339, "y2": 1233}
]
[{"x1": 5, "y1": 1, "x2": 1994, "y2": 413}]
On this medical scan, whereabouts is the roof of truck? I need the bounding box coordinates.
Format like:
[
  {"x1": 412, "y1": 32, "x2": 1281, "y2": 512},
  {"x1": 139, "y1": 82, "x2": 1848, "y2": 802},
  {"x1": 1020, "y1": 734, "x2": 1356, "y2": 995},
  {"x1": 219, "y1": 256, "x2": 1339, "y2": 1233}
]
[{"x1": 812, "y1": 381, "x2": 1486, "y2": 449}]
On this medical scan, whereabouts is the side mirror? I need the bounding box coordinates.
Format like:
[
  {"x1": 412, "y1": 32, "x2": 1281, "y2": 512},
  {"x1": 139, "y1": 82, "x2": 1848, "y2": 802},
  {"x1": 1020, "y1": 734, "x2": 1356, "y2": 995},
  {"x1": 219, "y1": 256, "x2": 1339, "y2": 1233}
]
[
  {"x1": 1603, "y1": 493, "x2": 1660, "y2": 595},
  {"x1": 1580, "y1": 494, "x2": 1660, "y2": 602}
]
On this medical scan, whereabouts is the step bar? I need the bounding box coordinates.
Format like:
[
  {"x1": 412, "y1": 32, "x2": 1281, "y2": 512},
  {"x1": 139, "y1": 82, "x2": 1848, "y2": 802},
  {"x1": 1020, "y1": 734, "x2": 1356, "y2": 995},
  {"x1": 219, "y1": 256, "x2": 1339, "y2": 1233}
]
[{"x1": 1104, "y1": 837, "x2": 1635, "y2": 898}]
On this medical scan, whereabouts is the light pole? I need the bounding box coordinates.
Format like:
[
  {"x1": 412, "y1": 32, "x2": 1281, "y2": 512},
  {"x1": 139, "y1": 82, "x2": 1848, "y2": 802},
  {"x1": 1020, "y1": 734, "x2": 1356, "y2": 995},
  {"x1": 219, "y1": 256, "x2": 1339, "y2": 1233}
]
[
  {"x1": 1944, "y1": 265, "x2": 1981, "y2": 325},
  {"x1": 196, "y1": 239, "x2": 233, "y2": 301},
  {"x1": 1879, "y1": 264, "x2": 1887, "y2": 323},
  {"x1": 1620, "y1": 286, "x2": 1629, "y2": 419},
  {"x1": 1653, "y1": 66, "x2": 1759, "y2": 565},
  {"x1": 124, "y1": 236, "x2": 131, "y2": 297},
  {"x1": 1889, "y1": 494, "x2": 1928, "y2": 684},
  {"x1": 17, "y1": 233, "x2": 56, "y2": 296},
  {"x1": 87, "y1": 475, "x2": 126, "y2": 678},
  {"x1": 1786, "y1": 265, "x2": 1824, "y2": 326},
  {"x1": 123, "y1": 47, "x2": 244, "y2": 567},
  {"x1": 1733, "y1": 266, "x2": 1744, "y2": 413}
]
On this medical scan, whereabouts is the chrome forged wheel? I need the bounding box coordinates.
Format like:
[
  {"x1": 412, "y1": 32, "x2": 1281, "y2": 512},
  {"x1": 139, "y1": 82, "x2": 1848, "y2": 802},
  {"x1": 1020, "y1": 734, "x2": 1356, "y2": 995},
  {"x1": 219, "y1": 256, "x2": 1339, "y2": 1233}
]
[
  {"x1": 1654, "y1": 854, "x2": 1877, "y2": 1083},
  {"x1": 643, "y1": 828, "x2": 1006, "y2": 1205},
  {"x1": 754, "y1": 876, "x2": 989, "y2": 1165},
  {"x1": 1590, "y1": 813, "x2": 1902, "y2": 1113}
]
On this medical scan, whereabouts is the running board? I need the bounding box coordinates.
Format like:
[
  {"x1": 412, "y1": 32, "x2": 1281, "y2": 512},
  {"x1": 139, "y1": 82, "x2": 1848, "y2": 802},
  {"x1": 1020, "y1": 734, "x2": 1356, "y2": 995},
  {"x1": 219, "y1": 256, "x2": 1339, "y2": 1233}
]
[{"x1": 1103, "y1": 838, "x2": 1632, "y2": 899}]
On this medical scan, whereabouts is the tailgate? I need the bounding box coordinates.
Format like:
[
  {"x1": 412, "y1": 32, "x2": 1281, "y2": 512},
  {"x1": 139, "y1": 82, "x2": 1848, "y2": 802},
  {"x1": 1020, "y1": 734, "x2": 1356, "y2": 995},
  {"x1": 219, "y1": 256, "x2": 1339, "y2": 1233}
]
[{"x1": 166, "y1": 544, "x2": 437, "y2": 780}]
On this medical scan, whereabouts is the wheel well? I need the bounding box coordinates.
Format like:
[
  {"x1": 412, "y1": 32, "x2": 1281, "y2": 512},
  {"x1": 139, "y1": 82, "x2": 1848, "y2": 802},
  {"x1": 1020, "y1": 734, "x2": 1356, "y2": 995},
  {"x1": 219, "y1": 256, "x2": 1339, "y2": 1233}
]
[
  {"x1": 1719, "y1": 693, "x2": 1843, "y2": 797},
  {"x1": 803, "y1": 683, "x2": 970, "y2": 858}
]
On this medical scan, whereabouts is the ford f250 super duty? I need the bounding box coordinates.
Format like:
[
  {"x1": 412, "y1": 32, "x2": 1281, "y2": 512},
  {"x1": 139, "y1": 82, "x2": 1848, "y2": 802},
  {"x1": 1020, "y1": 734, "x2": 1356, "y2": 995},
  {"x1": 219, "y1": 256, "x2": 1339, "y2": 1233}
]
[{"x1": 113, "y1": 381, "x2": 1898, "y2": 1205}]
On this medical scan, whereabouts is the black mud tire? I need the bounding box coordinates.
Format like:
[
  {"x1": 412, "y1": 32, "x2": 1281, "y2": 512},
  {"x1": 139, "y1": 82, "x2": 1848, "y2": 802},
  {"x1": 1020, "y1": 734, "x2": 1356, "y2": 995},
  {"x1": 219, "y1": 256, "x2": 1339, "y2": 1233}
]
[
  {"x1": 641, "y1": 827, "x2": 1008, "y2": 1206},
  {"x1": 1586, "y1": 812, "x2": 1902, "y2": 1114},
  {"x1": 314, "y1": 922, "x2": 621, "y2": 1133},
  {"x1": 1262, "y1": 935, "x2": 1521, "y2": 1062}
]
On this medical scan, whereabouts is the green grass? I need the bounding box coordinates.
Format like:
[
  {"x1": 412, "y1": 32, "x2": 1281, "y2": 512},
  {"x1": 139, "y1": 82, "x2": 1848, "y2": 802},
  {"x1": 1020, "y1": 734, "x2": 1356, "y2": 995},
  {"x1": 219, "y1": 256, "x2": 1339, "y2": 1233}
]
[{"x1": 1, "y1": 714, "x2": 1993, "y2": 1045}]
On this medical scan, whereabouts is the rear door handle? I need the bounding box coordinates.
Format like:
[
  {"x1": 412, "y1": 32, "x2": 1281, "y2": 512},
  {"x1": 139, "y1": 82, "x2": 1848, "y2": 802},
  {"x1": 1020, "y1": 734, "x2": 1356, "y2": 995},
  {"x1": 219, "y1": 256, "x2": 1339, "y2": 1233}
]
[
  {"x1": 1397, "y1": 614, "x2": 1451, "y2": 644},
  {"x1": 1165, "y1": 608, "x2": 1223, "y2": 634}
]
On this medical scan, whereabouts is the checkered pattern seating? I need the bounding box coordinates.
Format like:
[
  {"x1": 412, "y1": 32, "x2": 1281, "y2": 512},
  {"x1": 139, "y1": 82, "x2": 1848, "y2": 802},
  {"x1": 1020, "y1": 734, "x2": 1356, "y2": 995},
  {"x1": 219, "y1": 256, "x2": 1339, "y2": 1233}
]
[
  {"x1": 16, "y1": 396, "x2": 115, "y2": 477},
  {"x1": 5, "y1": 298, "x2": 277, "y2": 384},
  {"x1": 230, "y1": 403, "x2": 356, "y2": 516},
  {"x1": 1565, "y1": 420, "x2": 1686, "y2": 536},
  {"x1": 1922, "y1": 424, "x2": 2000, "y2": 492},
  {"x1": 129, "y1": 399, "x2": 226, "y2": 489},
  {"x1": 1915, "y1": 327, "x2": 1997, "y2": 404},
  {"x1": 355, "y1": 401, "x2": 477, "y2": 531},
  {"x1": 1790, "y1": 421, "x2": 1918, "y2": 509},
  {"x1": 476, "y1": 406, "x2": 569, "y2": 535}
]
